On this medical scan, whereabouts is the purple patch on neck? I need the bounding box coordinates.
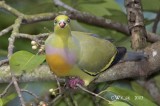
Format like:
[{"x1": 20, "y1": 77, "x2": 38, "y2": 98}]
[{"x1": 45, "y1": 45, "x2": 77, "y2": 64}]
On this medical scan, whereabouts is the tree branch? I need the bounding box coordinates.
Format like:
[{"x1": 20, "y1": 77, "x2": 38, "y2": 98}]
[
  {"x1": 125, "y1": 0, "x2": 147, "y2": 50},
  {"x1": 0, "y1": 1, "x2": 23, "y2": 17},
  {"x1": 0, "y1": 65, "x2": 62, "y2": 83},
  {"x1": 0, "y1": 25, "x2": 13, "y2": 37},
  {"x1": 53, "y1": 0, "x2": 78, "y2": 12},
  {"x1": 146, "y1": 32, "x2": 160, "y2": 43},
  {"x1": 152, "y1": 11, "x2": 160, "y2": 33},
  {"x1": 0, "y1": 59, "x2": 9, "y2": 67},
  {"x1": 0, "y1": 80, "x2": 13, "y2": 98},
  {"x1": 12, "y1": 75, "x2": 25, "y2": 106}
]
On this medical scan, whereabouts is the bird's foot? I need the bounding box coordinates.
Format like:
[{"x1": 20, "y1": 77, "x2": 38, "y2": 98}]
[{"x1": 67, "y1": 77, "x2": 84, "y2": 89}]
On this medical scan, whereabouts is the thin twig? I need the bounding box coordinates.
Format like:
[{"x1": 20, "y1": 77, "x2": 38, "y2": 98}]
[
  {"x1": 0, "y1": 81, "x2": 13, "y2": 98},
  {"x1": 69, "y1": 92, "x2": 78, "y2": 106},
  {"x1": 0, "y1": 1, "x2": 24, "y2": 17},
  {"x1": 53, "y1": 0, "x2": 78, "y2": 12},
  {"x1": 8, "y1": 17, "x2": 23, "y2": 58},
  {"x1": 12, "y1": 75, "x2": 25, "y2": 106},
  {"x1": 48, "y1": 94, "x2": 62, "y2": 105},
  {"x1": 54, "y1": 74, "x2": 62, "y2": 94},
  {"x1": 21, "y1": 89, "x2": 39, "y2": 100},
  {"x1": 64, "y1": 97, "x2": 73, "y2": 106},
  {"x1": 0, "y1": 59, "x2": 9, "y2": 66},
  {"x1": 152, "y1": 11, "x2": 160, "y2": 33},
  {"x1": 17, "y1": 33, "x2": 49, "y2": 40},
  {"x1": 8, "y1": 36, "x2": 15, "y2": 58},
  {"x1": 0, "y1": 25, "x2": 13, "y2": 37},
  {"x1": 77, "y1": 84, "x2": 111, "y2": 104}
]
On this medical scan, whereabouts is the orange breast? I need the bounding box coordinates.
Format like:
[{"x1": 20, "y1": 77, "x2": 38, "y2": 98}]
[{"x1": 46, "y1": 54, "x2": 72, "y2": 76}]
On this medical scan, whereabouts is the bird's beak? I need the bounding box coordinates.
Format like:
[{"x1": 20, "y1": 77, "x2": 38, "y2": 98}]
[{"x1": 59, "y1": 21, "x2": 66, "y2": 28}]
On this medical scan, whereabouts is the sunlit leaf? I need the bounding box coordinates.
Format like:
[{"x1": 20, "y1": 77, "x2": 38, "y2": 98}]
[
  {"x1": 131, "y1": 81, "x2": 154, "y2": 101},
  {"x1": 104, "y1": 9, "x2": 127, "y2": 24},
  {"x1": 0, "y1": 99, "x2": 3, "y2": 106},
  {"x1": 75, "y1": 0, "x2": 121, "y2": 16},
  {"x1": 9, "y1": 51, "x2": 45, "y2": 75},
  {"x1": 1, "y1": 93, "x2": 16, "y2": 105},
  {"x1": 109, "y1": 101, "x2": 130, "y2": 106}
]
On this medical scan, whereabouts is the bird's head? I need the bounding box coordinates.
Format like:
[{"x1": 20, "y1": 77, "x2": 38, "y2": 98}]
[{"x1": 54, "y1": 15, "x2": 71, "y2": 35}]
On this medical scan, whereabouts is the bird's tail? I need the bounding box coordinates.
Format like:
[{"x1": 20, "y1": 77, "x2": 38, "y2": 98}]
[
  {"x1": 109, "y1": 47, "x2": 148, "y2": 68},
  {"x1": 109, "y1": 47, "x2": 126, "y2": 68}
]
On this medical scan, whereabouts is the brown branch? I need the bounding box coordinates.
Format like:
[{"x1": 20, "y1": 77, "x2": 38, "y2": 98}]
[
  {"x1": 125, "y1": 0, "x2": 147, "y2": 50},
  {"x1": 147, "y1": 32, "x2": 160, "y2": 43},
  {"x1": 152, "y1": 11, "x2": 160, "y2": 33}
]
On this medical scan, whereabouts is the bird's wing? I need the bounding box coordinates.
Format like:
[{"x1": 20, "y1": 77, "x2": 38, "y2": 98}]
[{"x1": 71, "y1": 31, "x2": 117, "y2": 75}]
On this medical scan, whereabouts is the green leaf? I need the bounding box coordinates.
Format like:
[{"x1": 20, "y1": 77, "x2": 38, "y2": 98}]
[
  {"x1": 76, "y1": 0, "x2": 121, "y2": 16},
  {"x1": 109, "y1": 101, "x2": 130, "y2": 106},
  {"x1": 1, "y1": 93, "x2": 16, "y2": 105},
  {"x1": 131, "y1": 81, "x2": 154, "y2": 101},
  {"x1": 154, "y1": 75, "x2": 160, "y2": 90},
  {"x1": 106, "y1": 87, "x2": 157, "y2": 106},
  {"x1": 104, "y1": 9, "x2": 127, "y2": 24},
  {"x1": 0, "y1": 99, "x2": 3, "y2": 106},
  {"x1": 9, "y1": 51, "x2": 45, "y2": 75},
  {"x1": 142, "y1": 0, "x2": 160, "y2": 12}
]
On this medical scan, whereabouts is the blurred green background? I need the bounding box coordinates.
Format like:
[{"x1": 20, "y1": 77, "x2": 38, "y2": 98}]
[{"x1": 0, "y1": 0, "x2": 160, "y2": 106}]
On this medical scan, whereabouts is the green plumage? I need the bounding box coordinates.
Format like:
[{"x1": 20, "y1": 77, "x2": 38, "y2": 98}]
[
  {"x1": 71, "y1": 31, "x2": 117, "y2": 75},
  {"x1": 45, "y1": 15, "x2": 118, "y2": 86}
]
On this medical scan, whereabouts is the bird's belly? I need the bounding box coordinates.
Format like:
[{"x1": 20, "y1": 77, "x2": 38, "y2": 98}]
[
  {"x1": 46, "y1": 54, "x2": 73, "y2": 76},
  {"x1": 45, "y1": 45, "x2": 78, "y2": 76}
]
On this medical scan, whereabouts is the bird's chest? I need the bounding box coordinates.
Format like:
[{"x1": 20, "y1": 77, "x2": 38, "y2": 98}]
[{"x1": 45, "y1": 45, "x2": 79, "y2": 76}]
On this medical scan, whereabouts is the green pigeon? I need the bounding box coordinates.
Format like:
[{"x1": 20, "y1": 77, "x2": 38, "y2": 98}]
[{"x1": 45, "y1": 15, "x2": 127, "y2": 87}]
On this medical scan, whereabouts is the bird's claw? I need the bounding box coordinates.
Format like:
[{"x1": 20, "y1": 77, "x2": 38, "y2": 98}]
[{"x1": 67, "y1": 77, "x2": 84, "y2": 89}]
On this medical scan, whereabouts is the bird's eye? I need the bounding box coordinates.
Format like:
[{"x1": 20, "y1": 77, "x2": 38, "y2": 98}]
[
  {"x1": 67, "y1": 19, "x2": 70, "y2": 23},
  {"x1": 54, "y1": 20, "x2": 57, "y2": 24}
]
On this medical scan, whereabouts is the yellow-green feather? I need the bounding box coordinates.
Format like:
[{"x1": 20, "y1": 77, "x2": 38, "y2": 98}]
[{"x1": 45, "y1": 15, "x2": 117, "y2": 86}]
